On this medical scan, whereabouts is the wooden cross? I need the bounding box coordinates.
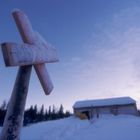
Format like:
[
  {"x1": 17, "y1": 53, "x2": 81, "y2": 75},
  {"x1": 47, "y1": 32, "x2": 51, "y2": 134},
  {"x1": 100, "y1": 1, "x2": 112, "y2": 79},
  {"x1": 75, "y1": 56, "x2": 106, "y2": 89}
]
[{"x1": 0, "y1": 9, "x2": 58, "y2": 140}]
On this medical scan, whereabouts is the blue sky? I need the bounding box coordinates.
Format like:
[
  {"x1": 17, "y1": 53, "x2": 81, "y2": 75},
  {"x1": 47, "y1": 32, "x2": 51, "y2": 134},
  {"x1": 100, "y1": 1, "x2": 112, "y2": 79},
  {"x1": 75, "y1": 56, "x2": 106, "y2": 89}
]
[{"x1": 1, "y1": 0, "x2": 140, "y2": 111}]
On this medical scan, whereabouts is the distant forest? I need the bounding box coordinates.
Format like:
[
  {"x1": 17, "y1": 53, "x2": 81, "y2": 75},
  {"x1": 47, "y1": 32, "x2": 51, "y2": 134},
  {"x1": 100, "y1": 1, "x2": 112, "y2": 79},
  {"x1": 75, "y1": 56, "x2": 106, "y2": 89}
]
[{"x1": 0, "y1": 101, "x2": 71, "y2": 126}]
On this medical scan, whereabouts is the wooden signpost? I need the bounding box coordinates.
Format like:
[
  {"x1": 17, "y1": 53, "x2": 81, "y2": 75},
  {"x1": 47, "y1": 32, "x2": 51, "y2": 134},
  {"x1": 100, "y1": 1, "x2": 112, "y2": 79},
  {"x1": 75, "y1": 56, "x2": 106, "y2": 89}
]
[{"x1": 0, "y1": 9, "x2": 58, "y2": 140}]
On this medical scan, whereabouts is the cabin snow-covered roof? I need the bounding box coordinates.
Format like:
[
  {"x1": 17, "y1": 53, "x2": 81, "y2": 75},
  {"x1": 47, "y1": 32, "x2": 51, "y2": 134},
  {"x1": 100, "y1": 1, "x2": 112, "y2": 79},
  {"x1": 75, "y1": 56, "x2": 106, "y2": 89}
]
[{"x1": 73, "y1": 97, "x2": 136, "y2": 109}]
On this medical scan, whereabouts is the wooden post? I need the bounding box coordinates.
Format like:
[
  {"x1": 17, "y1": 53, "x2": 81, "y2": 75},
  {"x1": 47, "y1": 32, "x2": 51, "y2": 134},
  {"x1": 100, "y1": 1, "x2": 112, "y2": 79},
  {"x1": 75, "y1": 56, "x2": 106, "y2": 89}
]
[
  {"x1": 0, "y1": 9, "x2": 58, "y2": 140},
  {"x1": 0, "y1": 10, "x2": 34, "y2": 140},
  {"x1": 0, "y1": 66, "x2": 32, "y2": 140}
]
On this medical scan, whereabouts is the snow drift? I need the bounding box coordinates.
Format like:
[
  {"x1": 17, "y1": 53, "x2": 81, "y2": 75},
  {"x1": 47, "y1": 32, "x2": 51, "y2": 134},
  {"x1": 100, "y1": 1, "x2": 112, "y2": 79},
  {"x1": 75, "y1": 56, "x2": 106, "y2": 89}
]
[{"x1": 0, "y1": 115, "x2": 140, "y2": 140}]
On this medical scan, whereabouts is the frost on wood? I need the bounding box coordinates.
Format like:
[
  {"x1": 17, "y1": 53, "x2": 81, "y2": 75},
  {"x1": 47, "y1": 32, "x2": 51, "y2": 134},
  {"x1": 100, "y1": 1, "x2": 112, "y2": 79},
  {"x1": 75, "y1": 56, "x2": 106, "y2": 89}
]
[
  {"x1": 12, "y1": 8, "x2": 22, "y2": 13},
  {"x1": 12, "y1": 9, "x2": 57, "y2": 95},
  {"x1": 34, "y1": 32, "x2": 56, "y2": 52},
  {"x1": 1, "y1": 42, "x2": 58, "y2": 66},
  {"x1": 34, "y1": 64, "x2": 54, "y2": 94},
  {"x1": 0, "y1": 66, "x2": 32, "y2": 140},
  {"x1": 12, "y1": 9, "x2": 36, "y2": 44}
]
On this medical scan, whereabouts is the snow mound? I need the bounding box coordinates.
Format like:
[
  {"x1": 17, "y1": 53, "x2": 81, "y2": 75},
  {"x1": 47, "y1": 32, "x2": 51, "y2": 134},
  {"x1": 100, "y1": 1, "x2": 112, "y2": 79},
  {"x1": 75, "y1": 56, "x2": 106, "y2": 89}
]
[{"x1": 0, "y1": 115, "x2": 140, "y2": 140}]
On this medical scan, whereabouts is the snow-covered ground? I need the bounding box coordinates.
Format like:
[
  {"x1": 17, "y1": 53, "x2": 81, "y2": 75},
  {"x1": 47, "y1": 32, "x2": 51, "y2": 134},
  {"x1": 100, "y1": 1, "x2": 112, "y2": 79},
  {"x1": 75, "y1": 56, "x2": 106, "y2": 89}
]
[{"x1": 0, "y1": 115, "x2": 140, "y2": 140}]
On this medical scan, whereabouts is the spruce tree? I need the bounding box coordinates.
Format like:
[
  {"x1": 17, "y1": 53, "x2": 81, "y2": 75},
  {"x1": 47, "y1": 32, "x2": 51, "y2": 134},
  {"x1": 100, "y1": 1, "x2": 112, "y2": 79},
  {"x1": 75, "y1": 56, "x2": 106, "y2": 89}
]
[{"x1": 58, "y1": 104, "x2": 64, "y2": 118}]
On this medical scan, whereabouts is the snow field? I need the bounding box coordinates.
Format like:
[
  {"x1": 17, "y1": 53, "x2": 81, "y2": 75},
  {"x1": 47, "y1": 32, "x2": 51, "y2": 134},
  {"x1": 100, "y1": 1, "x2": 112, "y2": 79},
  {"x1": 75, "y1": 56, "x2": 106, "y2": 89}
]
[{"x1": 0, "y1": 115, "x2": 140, "y2": 140}]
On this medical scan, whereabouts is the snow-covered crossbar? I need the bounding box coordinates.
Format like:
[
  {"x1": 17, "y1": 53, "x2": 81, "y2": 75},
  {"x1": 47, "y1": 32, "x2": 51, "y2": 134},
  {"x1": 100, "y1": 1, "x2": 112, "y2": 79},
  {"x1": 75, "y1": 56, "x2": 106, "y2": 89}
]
[{"x1": 2, "y1": 42, "x2": 58, "y2": 66}]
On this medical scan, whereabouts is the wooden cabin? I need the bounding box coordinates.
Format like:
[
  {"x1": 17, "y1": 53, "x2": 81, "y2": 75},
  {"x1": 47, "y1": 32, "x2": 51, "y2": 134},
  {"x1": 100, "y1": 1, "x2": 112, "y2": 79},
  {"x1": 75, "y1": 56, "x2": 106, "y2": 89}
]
[{"x1": 73, "y1": 97, "x2": 138, "y2": 119}]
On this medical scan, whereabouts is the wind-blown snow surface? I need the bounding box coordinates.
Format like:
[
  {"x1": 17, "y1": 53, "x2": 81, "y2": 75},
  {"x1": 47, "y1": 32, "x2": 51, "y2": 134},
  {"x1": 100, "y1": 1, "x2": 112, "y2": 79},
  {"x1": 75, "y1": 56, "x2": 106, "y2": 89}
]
[{"x1": 0, "y1": 115, "x2": 140, "y2": 140}]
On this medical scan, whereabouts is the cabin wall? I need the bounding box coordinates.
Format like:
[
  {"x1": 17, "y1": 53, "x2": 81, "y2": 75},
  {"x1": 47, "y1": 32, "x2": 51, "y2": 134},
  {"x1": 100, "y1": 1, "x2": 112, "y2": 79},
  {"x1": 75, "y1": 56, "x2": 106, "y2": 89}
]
[
  {"x1": 117, "y1": 104, "x2": 138, "y2": 115},
  {"x1": 97, "y1": 107, "x2": 111, "y2": 114},
  {"x1": 74, "y1": 103, "x2": 138, "y2": 119}
]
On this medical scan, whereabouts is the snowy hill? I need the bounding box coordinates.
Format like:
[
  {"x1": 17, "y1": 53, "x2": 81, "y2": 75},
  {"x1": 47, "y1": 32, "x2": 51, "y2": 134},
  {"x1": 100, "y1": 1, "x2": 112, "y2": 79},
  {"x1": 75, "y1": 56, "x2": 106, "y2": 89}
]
[{"x1": 0, "y1": 115, "x2": 140, "y2": 140}]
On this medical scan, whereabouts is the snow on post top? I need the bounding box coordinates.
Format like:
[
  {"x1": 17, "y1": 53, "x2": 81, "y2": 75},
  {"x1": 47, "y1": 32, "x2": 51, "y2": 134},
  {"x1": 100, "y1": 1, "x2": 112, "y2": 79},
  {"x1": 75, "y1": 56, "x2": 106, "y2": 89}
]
[
  {"x1": 12, "y1": 8, "x2": 22, "y2": 13},
  {"x1": 73, "y1": 97, "x2": 136, "y2": 108}
]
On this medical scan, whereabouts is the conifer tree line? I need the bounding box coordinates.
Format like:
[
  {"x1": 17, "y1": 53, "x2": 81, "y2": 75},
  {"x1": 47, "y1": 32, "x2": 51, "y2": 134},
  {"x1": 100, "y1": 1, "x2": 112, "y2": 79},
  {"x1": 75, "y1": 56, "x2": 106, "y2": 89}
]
[{"x1": 0, "y1": 101, "x2": 71, "y2": 126}]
